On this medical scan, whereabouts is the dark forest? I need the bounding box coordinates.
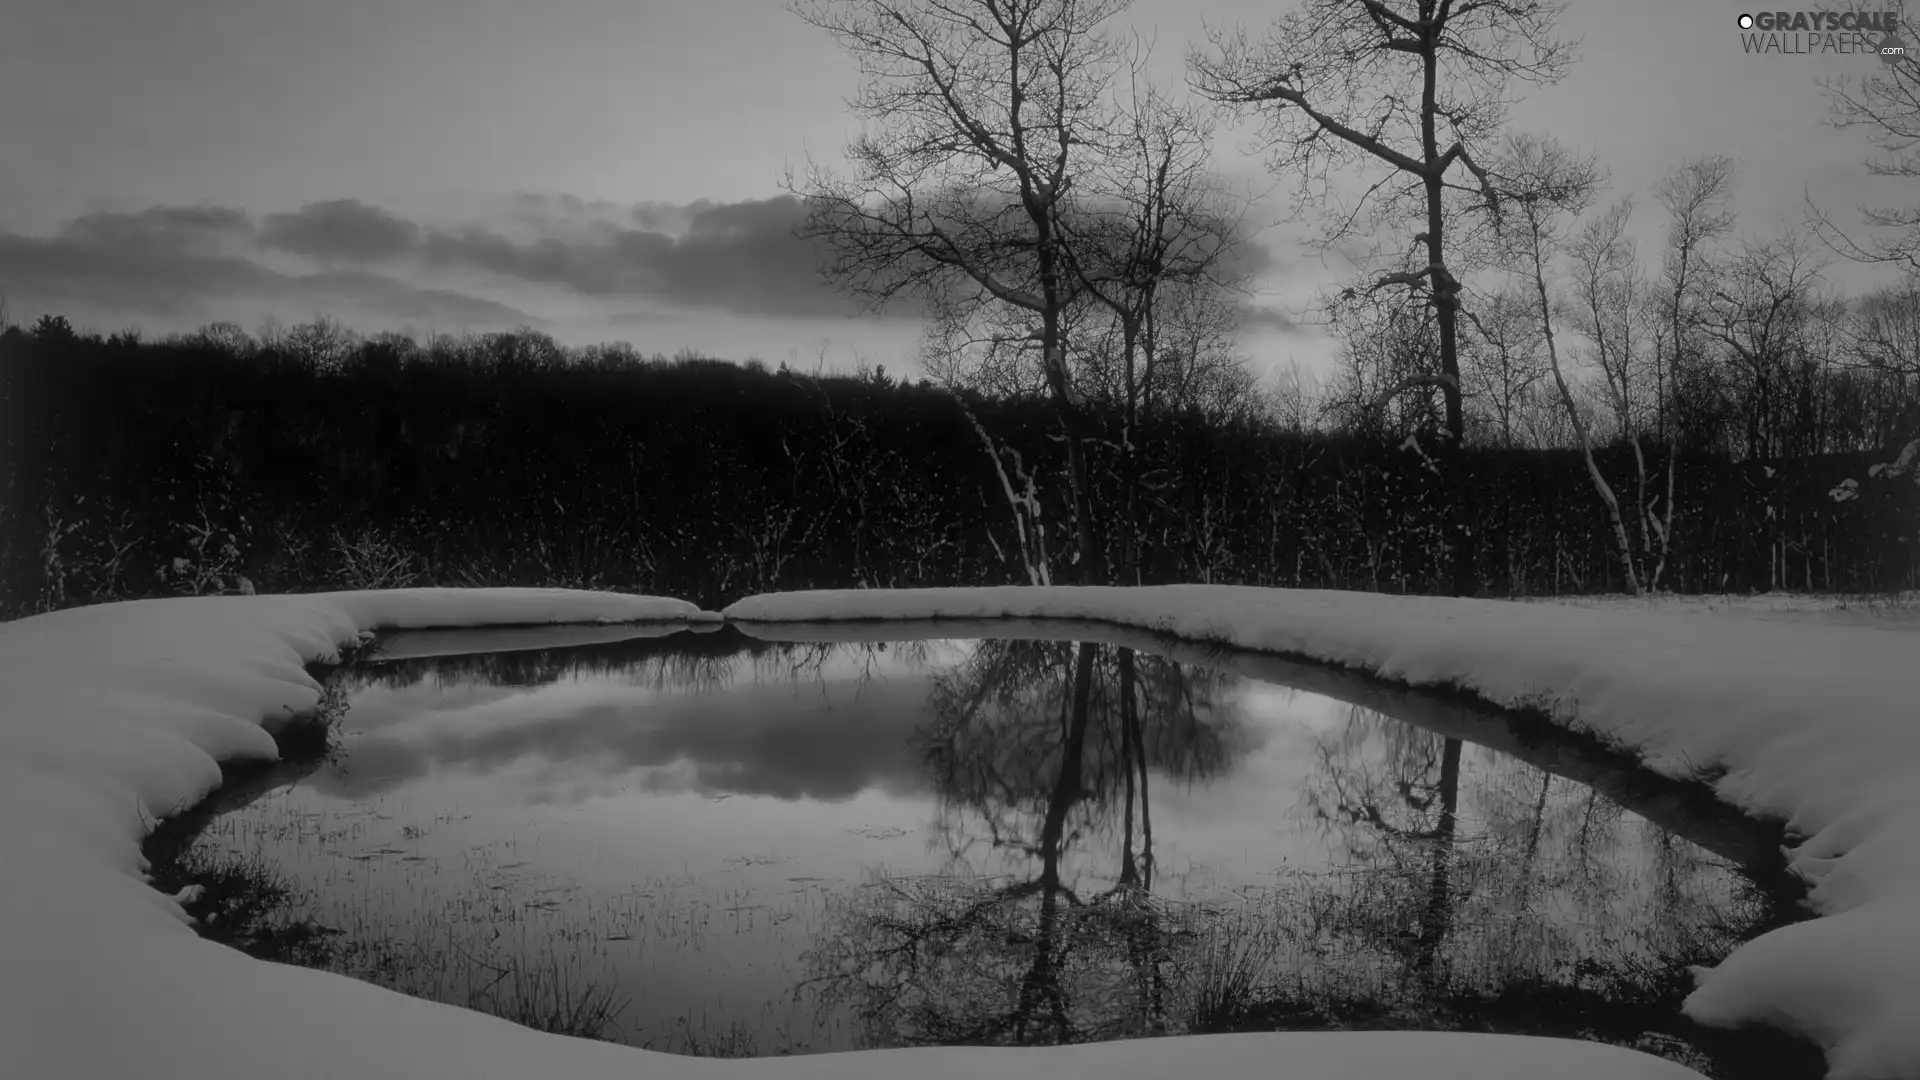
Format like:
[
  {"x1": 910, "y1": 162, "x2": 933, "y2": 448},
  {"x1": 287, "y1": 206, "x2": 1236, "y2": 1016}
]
[{"x1": 3, "y1": 316, "x2": 1913, "y2": 620}]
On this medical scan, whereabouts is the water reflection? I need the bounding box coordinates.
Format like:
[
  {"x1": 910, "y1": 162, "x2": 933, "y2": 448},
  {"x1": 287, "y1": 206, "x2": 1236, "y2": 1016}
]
[{"x1": 148, "y1": 628, "x2": 1813, "y2": 1076}]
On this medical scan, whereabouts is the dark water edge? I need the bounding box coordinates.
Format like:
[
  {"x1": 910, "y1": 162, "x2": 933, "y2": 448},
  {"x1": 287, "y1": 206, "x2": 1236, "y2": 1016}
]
[{"x1": 137, "y1": 623, "x2": 1829, "y2": 1079}]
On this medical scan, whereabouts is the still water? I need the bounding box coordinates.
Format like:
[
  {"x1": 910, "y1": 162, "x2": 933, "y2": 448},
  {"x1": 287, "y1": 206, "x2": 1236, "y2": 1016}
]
[{"x1": 151, "y1": 624, "x2": 1814, "y2": 1076}]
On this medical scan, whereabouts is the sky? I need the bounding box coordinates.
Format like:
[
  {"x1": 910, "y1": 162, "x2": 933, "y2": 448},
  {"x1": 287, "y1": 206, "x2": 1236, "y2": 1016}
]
[{"x1": 0, "y1": 0, "x2": 1913, "y2": 381}]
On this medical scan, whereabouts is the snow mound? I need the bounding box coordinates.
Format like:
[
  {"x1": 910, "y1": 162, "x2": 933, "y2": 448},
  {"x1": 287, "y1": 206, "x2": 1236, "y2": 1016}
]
[{"x1": 7, "y1": 584, "x2": 1870, "y2": 1078}]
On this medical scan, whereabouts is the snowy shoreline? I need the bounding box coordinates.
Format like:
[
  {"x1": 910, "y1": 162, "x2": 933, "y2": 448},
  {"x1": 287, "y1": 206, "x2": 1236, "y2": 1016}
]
[
  {"x1": 7, "y1": 585, "x2": 1916, "y2": 1078},
  {"x1": 739, "y1": 586, "x2": 1918, "y2": 1079}
]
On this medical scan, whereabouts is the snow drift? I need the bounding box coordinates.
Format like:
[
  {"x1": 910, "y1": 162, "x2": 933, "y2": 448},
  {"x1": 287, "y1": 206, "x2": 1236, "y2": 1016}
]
[{"x1": 9, "y1": 583, "x2": 1915, "y2": 1077}]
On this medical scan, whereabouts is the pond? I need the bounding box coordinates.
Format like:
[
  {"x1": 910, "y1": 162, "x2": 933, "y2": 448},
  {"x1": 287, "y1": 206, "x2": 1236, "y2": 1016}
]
[{"x1": 145, "y1": 623, "x2": 1822, "y2": 1078}]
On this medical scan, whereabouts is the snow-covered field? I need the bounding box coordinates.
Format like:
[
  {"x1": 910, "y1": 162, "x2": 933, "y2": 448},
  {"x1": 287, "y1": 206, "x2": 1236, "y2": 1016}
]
[{"x1": 4, "y1": 585, "x2": 1916, "y2": 1079}]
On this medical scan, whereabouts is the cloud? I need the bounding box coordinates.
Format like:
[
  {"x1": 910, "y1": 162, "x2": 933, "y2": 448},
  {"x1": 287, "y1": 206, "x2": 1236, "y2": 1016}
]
[
  {"x1": 259, "y1": 199, "x2": 421, "y2": 263},
  {"x1": 507, "y1": 191, "x2": 623, "y2": 220},
  {"x1": 0, "y1": 204, "x2": 536, "y2": 330},
  {"x1": 57, "y1": 205, "x2": 254, "y2": 255},
  {"x1": 10, "y1": 191, "x2": 1329, "y2": 337},
  {"x1": 0, "y1": 230, "x2": 281, "y2": 315},
  {"x1": 196, "y1": 192, "x2": 860, "y2": 320},
  {"x1": 419, "y1": 194, "x2": 860, "y2": 318},
  {"x1": 1241, "y1": 303, "x2": 1315, "y2": 336},
  {"x1": 497, "y1": 191, "x2": 637, "y2": 242},
  {"x1": 1218, "y1": 236, "x2": 1278, "y2": 285},
  {"x1": 629, "y1": 199, "x2": 715, "y2": 233},
  {"x1": 302, "y1": 270, "x2": 539, "y2": 326}
]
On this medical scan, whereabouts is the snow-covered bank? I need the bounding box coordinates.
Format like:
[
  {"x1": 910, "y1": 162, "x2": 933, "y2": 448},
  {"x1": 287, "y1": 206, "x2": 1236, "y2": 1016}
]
[
  {"x1": 1, "y1": 584, "x2": 1899, "y2": 1079},
  {"x1": 726, "y1": 586, "x2": 1920, "y2": 1079}
]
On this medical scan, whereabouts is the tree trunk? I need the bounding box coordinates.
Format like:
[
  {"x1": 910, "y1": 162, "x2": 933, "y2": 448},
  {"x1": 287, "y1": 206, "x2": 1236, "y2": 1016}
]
[
  {"x1": 1424, "y1": 98, "x2": 1474, "y2": 597},
  {"x1": 1524, "y1": 215, "x2": 1643, "y2": 595},
  {"x1": 1415, "y1": 736, "x2": 1463, "y2": 972},
  {"x1": 1117, "y1": 646, "x2": 1139, "y2": 886},
  {"x1": 1040, "y1": 322, "x2": 1103, "y2": 585}
]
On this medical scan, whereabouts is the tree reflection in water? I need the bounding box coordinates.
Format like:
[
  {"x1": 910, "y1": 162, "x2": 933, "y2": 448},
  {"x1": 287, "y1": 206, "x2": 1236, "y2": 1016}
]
[
  {"x1": 804, "y1": 640, "x2": 1243, "y2": 1047},
  {"x1": 801, "y1": 640, "x2": 1794, "y2": 1075}
]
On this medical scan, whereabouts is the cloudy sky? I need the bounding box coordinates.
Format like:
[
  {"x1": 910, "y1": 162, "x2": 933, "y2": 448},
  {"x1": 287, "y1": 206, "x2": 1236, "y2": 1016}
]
[{"x1": 0, "y1": 0, "x2": 1911, "y2": 378}]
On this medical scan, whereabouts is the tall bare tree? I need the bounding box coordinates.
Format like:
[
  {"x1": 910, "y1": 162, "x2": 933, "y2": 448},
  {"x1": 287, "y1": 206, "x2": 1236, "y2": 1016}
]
[
  {"x1": 1565, "y1": 198, "x2": 1676, "y2": 588},
  {"x1": 1055, "y1": 48, "x2": 1249, "y2": 582},
  {"x1": 1842, "y1": 280, "x2": 1920, "y2": 453},
  {"x1": 1493, "y1": 133, "x2": 1643, "y2": 595},
  {"x1": 1703, "y1": 230, "x2": 1831, "y2": 465},
  {"x1": 790, "y1": 0, "x2": 1132, "y2": 583},
  {"x1": 1810, "y1": 50, "x2": 1920, "y2": 277},
  {"x1": 1191, "y1": 0, "x2": 1574, "y2": 596},
  {"x1": 1646, "y1": 155, "x2": 1736, "y2": 581},
  {"x1": 1811, "y1": 54, "x2": 1920, "y2": 483},
  {"x1": 1703, "y1": 230, "x2": 1844, "y2": 588}
]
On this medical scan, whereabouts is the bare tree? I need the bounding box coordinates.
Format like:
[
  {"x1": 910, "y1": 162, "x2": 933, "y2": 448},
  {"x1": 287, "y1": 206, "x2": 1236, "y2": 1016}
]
[
  {"x1": 1840, "y1": 282, "x2": 1920, "y2": 456},
  {"x1": 1459, "y1": 288, "x2": 1547, "y2": 449},
  {"x1": 1565, "y1": 198, "x2": 1676, "y2": 588},
  {"x1": 1810, "y1": 49, "x2": 1920, "y2": 277},
  {"x1": 1191, "y1": 0, "x2": 1574, "y2": 596},
  {"x1": 1321, "y1": 282, "x2": 1444, "y2": 439},
  {"x1": 954, "y1": 391, "x2": 1056, "y2": 585},
  {"x1": 1493, "y1": 132, "x2": 1643, "y2": 595},
  {"x1": 1261, "y1": 355, "x2": 1330, "y2": 434},
  {"x1": 1647, "y1": 154, "x2": 1736, "y2": 582},
  {"x1": 283, "y1": 314, "x2": 357, "y2": 371},
  {"x1": 189, "y1": 321, "x2": 257, "y2": 356},
  {"x1": 1053, "y1": 52, "x2": 1249, "y2": 581},
  {"x1": 1810, "y1": 47, "x2": 1920, "y2": 488},
  {"x1": 1138, "y1": 273, "x2": 1259, "y2": 420},
  {"x1": 1702, "y1": 229, "x2": 1838, "y2": 588},
  {"x1": 790, "y1": 0, "x2": 1133, "y2": 583},
  {"x1": 1703, "y1": 230, "x2": 1832, "y2": 464},
  {"x1": 1847, "y1": 279, "x2": 1920, "y2": 383}
]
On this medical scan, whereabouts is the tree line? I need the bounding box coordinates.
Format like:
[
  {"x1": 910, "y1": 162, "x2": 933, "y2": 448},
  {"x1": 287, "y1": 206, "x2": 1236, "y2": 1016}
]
[{"x1": 1, "y1": 317, "x2": 1913, "y2": 618}]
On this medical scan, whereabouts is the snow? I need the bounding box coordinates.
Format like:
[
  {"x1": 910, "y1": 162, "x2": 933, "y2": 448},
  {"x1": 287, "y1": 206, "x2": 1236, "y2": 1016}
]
[{"x1": 7, "y1": 583, "x2": 1915, "y2": 1078}]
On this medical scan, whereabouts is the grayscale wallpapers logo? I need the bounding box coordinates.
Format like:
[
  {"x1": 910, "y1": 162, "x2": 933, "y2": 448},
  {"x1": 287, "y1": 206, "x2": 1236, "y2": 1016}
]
[{"x1": 1735, "y1": 8, "x2": 1914, "y2": 61}]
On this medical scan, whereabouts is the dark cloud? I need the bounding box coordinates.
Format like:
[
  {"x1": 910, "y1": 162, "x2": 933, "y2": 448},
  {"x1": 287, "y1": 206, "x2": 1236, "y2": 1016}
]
[
  {"x1": 0, "y1": 230, "x2": 282, "y2": 315},
  {"x1": 9, "y1": 191, "x2": 1202, "y2": 332},
  {"x1": 419, "y1": 194, "x2": 856, "y2": 318},
  {"x1": 57, "y1": 205, "x2": 254, "y2": 255},
  {"x1": 1218, "y1": 236, "x2": 1277, "y2": 284},
  {"x1": 0, "y1": 206, "x2": 536, "y2": 329},
  {"x1": 5, "y1": 195, "x2": 1297, "y2": 333},
  {"x1": 259, "y1": 199, "x2": 421, "y2": 263}
]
